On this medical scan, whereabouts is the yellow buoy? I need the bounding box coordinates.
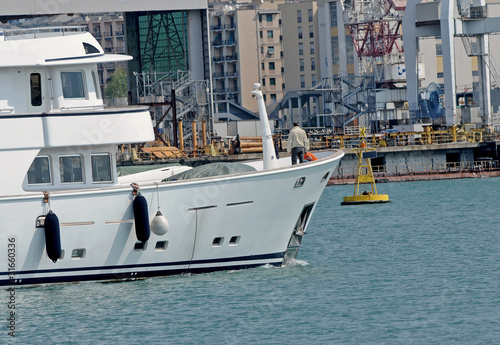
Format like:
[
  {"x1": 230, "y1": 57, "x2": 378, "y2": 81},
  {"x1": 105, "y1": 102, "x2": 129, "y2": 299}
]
[{"x1": 341, "y1": 127, "x2": 390, "y2": 205}]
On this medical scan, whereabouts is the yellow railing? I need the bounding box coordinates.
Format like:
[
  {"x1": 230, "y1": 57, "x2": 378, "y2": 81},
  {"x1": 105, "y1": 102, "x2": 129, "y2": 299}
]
[
  {"x1": 333, "y1": 160, "x2": 499, "y2": 179},
  {"x1": 312, "y1": 126, "x2": 499, "y2": 150}
]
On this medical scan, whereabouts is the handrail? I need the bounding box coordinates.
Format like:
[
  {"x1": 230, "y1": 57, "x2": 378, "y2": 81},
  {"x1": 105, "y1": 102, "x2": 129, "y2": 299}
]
[
  {"x1": 60, "y1": 105, "x2": 105, "y2": 111},
  {"x1": 1, "y1": 26, "x2": 86, "y2": 38}
]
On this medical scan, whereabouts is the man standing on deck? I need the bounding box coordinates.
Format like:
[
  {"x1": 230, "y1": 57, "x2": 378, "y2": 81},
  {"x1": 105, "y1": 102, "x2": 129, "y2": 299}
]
[{"x1": 287, "y1": 122, "x2": 310, "y2": 165}]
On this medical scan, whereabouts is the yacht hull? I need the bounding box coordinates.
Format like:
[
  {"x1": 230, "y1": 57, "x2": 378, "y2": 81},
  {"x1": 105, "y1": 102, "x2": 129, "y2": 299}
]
[{"x1": 0, "y1": 151, "x2": 343, "y2": 286}]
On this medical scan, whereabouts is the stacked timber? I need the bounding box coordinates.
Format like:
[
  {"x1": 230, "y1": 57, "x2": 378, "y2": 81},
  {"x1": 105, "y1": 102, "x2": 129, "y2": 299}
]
[
  {"x1": 231, "y1": 136, "x2": 263, "y2": 154},
  {"x1": 239, "y1": 137, "x2": 263, "y2": 153}
]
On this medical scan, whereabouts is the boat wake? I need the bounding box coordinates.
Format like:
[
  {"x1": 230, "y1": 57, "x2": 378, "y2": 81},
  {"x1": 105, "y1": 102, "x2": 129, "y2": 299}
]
[{"x1": 283, "y1": 259, "x2": 310, "y2": 268}]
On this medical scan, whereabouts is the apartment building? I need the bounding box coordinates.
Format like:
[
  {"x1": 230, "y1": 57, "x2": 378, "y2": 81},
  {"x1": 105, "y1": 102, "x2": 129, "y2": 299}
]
[
  {"x1": 208, "y1": 1, "x2": 285, "y2": 110},
  {"x1": 81, "y1": 14, "x2": 127, "y2": 89}
]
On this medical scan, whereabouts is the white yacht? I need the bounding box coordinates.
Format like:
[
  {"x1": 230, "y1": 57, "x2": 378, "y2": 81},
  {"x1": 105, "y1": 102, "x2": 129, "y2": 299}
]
[{"x1": 0, "y1": 27, "x2": 344, "y2": 286}]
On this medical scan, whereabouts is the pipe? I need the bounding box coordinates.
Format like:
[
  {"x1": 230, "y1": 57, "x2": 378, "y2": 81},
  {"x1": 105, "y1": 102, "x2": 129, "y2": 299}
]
[
  {"x1": 202, "y1": 120, "x2": 207, "y2": 147},
  {"x1": 178, "y1": 120, "x2": 184, "y2": 151},
  {"x1": 192, "y1": 120, "x2": 197, "y2": 157}
]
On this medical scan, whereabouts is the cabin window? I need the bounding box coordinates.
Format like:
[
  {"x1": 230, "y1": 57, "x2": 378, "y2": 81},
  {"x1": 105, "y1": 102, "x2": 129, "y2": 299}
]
[
  {"x1": 83, "y1": 42, "x2": 100, "y2": 54},
  {"x1": 27, "y1": 156, "x2": 51, "y2": 184},
  {"x1": 61, "y1": 71, "x2": 86, "y2": 99},
  {"x1": 91, "y1": 70, "x2": 102, "y2": 99},
  {"x1": 59, "y1": 155, "x2": 83, "y2": 183},
  {"x1": 91, "y1": 154, "x2": 112, "y2": 182},
  {"x1": 30, "y1": 73, "x2": 42, "y2": 106}
]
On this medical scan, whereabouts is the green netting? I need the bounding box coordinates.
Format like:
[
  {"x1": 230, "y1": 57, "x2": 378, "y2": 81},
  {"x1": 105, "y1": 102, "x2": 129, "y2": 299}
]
[{"x1": 162, "y1": 163, "x2": 256, "y2": 181}]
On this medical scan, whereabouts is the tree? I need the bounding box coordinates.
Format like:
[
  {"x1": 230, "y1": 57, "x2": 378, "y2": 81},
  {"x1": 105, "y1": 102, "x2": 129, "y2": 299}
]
[{"x1": 104, "y1": 68, "x2": 128, "y2": 99}]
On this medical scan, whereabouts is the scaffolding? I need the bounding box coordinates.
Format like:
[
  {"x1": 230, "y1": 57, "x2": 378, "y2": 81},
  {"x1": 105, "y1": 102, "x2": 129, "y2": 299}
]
[{"x1": 133, "y1": 71, "x2": 210, "y2": 147}]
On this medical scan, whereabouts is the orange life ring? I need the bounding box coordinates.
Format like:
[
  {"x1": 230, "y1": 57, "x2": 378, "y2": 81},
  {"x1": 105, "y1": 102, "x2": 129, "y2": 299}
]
[{"x1": 304, "y1": 152, "x2": 318, "y2": 161}]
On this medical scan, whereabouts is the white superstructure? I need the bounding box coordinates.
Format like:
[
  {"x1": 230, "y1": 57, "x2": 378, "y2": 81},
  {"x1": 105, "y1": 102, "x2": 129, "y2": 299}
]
[{"x1": 0, "y1": 27, "x2": 344, "y2": 286}]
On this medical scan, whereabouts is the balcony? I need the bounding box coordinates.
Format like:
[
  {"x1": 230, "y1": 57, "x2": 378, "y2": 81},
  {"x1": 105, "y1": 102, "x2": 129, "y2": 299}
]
[
  {"x1": 212, "y1": 40, "x2": 224, "y2": 48},
  {"x1": 104, "y1": 62, "x2": 116, "y2": 70}
]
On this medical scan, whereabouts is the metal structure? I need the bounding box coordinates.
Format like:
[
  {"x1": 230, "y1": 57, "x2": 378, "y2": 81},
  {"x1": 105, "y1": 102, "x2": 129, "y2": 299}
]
[
  {"x1": 403, "y1": 0, "x2": 500, "y2": 126},
  {"x1": 133, "y1": 71, "x2": 210, "y2": 147},
  {"x1": 137, "y1": 11, "x2": 189, "y2": 73},
  {"x1": 321, "y1": 75, "x2": 377, "y2": 130},
  {"x1": 343, "y1": 0, "x2": 406, "y2": 83}
]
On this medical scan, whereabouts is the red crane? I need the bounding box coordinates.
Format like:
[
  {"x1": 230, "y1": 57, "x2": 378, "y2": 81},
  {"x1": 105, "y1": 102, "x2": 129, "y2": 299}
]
[{"x1": 344, "y1": 0, "x2": 406, "y2": 58}]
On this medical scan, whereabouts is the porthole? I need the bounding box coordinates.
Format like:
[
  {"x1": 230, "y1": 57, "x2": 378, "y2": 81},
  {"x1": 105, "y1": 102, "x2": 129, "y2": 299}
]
[
  {"x1": 134, "y1": 242, "x2": 148, "y2": 251},
  {"x1": 155, "y1": 241, "x2": 168, "y2": 251},
  {"x1": 212, "y1": 237, "x2": 224, "y2": 247},
  {"x1": 71, "y1": 248, "x2": 85, "y2": 259},
  {"x1": 294, "y1": 177, "x2": 306, "y2": 188},
  {"x1": 229, "y1": 236, "x2": 240, "y2": 246},
  {"x1": 321, "y1": 171, "x2": 330, "y2": 182}
]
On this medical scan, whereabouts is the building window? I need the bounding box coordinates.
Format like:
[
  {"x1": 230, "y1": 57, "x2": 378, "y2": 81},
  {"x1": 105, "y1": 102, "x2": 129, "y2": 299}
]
[
  {"x1": 262, "y1": 78, "x2": 266, "y2": 86},
  {"x1": 436, "y1": 43, "x2": 443, "y2": 56},
  {"x1": 91, "y1": 154, "x2": 112, "y2": 182},
  {"x1": 267, "y1": 30, "x2": 273, "y2": 38},
  {"x1": 30, "y1": 73, "x2": 42, "y2": 106},
  {"x1": 472, "y1": 70, "x2": 479, "y2": 77},
  {"x1": 310, "y1": 42, "x2": 315, "y2": 54},
  {"x1": 311, "y1": 58, "x2": 316, "y2": 71},
  {"x1": 312, "y1": 74, "x2": 317, "y2": 85},
  {"x1": 297, "y1": 10, "x2": 302, "y2": 23},
  {"x1": 346, "y1": 36, "x2": 355, "y2": 64},
  {"x1": 260, "y1": 31, "x2": 263, "y2": 38},
  {"x1": 61, "y1": 71, "x2": 86, "y2": 99},
  {"x1": 301, "y1": 75, "x2": 305, "y2": 88},
  {"x1": 266, "y1": 14, "x2": 273, "y2": 22},
  {"x1": 300, "y1": 59, "x2": 305, "y2": 71},
  {"x1": 437, "y1": 72, "x2": 444, "y2": 78},
  {"x1": 261, "y1": 63, "x2": 265, "y2": 71},
  {"x1": 309, "y1": 25, "x2": 314, "y2": 38},
  {"x1": 330, "y1": 2, "x2": 338, "y2": 27},
  {"x1": 268, "y1": 46, "x2": 275, "y2": 55},
  {"x1": 27, "y1": 156, "x2": 51, "y2": 185},
  {"x1": 331, "y1": 37, "x2": 339, "y2": 65},
  {"x1": 271, "y1": 94, "x2": 277, "y2": 101},
  {"x1": 308, "y1": 9, "x2": 313, "y2": 22},
  {"x1": 269, "y1": 62, "x2": 275, "y2": 70},
  {"x1": 298, "y1": 26, "x2": 303, "y2": 39},
  {"x1": 59, "y1": 155, "x2": 83, "y2": 183},
  {"x1": 299, "y1": 42, "x2": 304, "y2": 55},
  {"x1": 270, "y1": 78, "x2": 276, "y2": 86}
]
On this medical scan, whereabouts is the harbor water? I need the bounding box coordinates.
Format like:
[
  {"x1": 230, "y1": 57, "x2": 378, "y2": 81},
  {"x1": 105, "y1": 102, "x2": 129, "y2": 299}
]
[{"x1": 5, "y1": 177, "x2": 500, "y2": 344}]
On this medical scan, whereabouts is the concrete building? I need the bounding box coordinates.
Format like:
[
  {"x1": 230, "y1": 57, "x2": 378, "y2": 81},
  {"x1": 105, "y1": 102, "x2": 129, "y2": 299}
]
[{"x1": 208, "y1": 0, "x2": 285, "y2": 111}]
